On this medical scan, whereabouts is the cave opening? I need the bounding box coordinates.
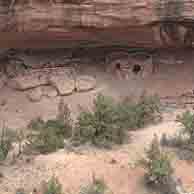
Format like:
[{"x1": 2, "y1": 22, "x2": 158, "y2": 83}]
[
  {"x1": 115, "y1": 63, "x2": 121, "y2": 70},
  {"x1": 132, "y1": 64, "x2": 141, "y2": 74}
]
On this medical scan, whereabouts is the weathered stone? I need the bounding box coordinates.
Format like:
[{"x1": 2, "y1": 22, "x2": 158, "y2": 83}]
[
  {"x1": 0, "y1": 0, "x2": 192, "y2": 48},
  {"x1": 0, "y1": 73, "x2": 7, "y2": 89},
  {"x1": 76, "y1": 75, "x2": 96, "y2": 92},
  {"x1": 49, "y1": 75, "x2": 75, "y2": 96},
  {"x1": 41, "y1": 85, "x2": 58, "y2": 98},
  {"x1": 8, "y1": 74, "x2": 48, "y2": 90},
  {"x1": 26, "y1": 87, "x2": 43, "y2": 102}
]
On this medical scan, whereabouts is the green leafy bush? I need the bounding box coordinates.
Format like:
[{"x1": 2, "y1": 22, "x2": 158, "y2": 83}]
[
  {"x1": 140, "y1": 135, "x2": 173, "y2": 186},
  {"x1": 28, "y1": 94, "x2": 161, "y2": 151},
  {"x1": 28, "y1": 103, "x2": 73, "y2": 154},
  {"x1": 44, "y1": 176, "x2": 63, "y2": 194},
  {"x1": 117, "y1": 94, "x2": 161, "y2": 130},
  {"x1": 73, "y1": 94, "x2": 161, "y2": 148},
  {"x1": 29, "y1": 126, "x2": 64, "y2": 154},
  {"x1": 176, "y1": 111, "x2": 194, "y2": 142},
  {"x1": 73, "y1": 94, "x2": 126, "y2": 148},
  {"x1": 0, "y1": 126, "x2": 15, "y2": 161},
  {"x1": 27, "y1": 117, "x2": 45, "y2": 131}
]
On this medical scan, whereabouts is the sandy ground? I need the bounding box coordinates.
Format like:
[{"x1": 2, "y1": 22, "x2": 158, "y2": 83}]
[
  {"x1": 1, "y1": 110, "x2": 194, "y2": 194},
  {"x1": 1, "y1": 49, "x2": 194, "y2": 194}
]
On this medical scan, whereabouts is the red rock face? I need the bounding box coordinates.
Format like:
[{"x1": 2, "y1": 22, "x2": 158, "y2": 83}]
[{"x1": 0, "y1": 1, "x2": 193, "y2": 48}]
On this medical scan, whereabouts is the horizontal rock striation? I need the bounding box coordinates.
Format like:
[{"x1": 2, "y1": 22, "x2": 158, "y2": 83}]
[{"x1": 0, "y1": 0, "x2": 194, "y2": 48}]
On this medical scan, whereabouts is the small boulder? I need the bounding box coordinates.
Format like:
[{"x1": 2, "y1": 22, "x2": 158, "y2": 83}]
[
  {"x1": 26, "y1": 87, "x2": 43, "y2": 102},
  {"x1": 8, "y1": 73, "x2": 48, "y2": 90},
  {"x1": 49, "y1": 75, "x2": 75, "y2": 96},
  {"x1": 41, "y1": 86, "x2": 58, "y2": 98},
  {"x1": 76, "y1": 75, "x2": 96, "y2": 92}
]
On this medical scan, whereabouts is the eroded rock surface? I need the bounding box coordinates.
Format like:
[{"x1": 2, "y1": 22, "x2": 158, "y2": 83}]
[
  {"x1": 26, "y1": 87, "x2": 43, "y2": 102},
  {"x1": 76, "y1": 75, "x2": 96, "y2": 92},
  {"x1": 7, "y1": 71, "x2": 49, "y2": 90},
  {"x1": 41, "y1": 85, "x2": 58, "y2": 98},
  {"x1": 0, "y1": 0, "x2": 193, "y2": 48},
  {"x1": 48, "y1": 69, "x2": 75, "y2": 96},
  {"x1": 0, "y1": 48, "x2": 159, "y2": 102}
]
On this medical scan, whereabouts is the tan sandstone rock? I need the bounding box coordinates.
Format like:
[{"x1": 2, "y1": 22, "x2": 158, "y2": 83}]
[
  {"x1": 49, "y1": 75, "x2": 75, "y2": 96},
  {"x1": 76, "y1": 75, "x2": 96, "y2": 92},
  {"x1": 26, "y1": 87, "x2": 43, "y2": 102},
  {"x1": 41, "y1": 85, "x2": 58, "y2": 98},
  {"x1": 8, "y1": 74, "x2": 48, "y2": 90},
  {"x1": 0, "y1": 0, "x2": 193, "y2": 48}
]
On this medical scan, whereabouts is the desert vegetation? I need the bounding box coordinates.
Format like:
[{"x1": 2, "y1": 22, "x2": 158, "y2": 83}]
[
  {"x1": 27, "y1": 100, "x2": 73, "y2": 154},
  {"x1": 140, "y1": 135, "x2": 175, "y2": 194},
  {"x1": 0, "y1": 126, "x2": 13, "y2": 161},
  {"x1": 0, "y1": 93, "x2": 162, "y2": 158},
  {"x1": 0, "y1": 92, "x2": 172, "y2": 194},
  {"x1": 161, "y1": 110, "x2": 194, "y2": 160},
  {"x1": 25, "y1": 93, "x2": 161, "y2": 152},
  {"x1": 73, "y1": 93, "x2": 161, "y2": 148},
  {"x1": 0, "y1": 123, "x2": 20, "y2": 161},
  {"x1": 140, "y1": 135, "x2": 173, "y2": 186}
]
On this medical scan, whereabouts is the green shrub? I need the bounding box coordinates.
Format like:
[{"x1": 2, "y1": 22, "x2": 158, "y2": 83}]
[
  {"x1": 28, "y1": 103, "x2": 73, "y2": 154},
  {"x1": 44, "y1": 176, "x2": 63, "y2": 194},
  {"x1": 28, "y1": 94, "x2": 161, "y2": 151},
  {"x1": 137, "y1": 94, "x2": 161, "y2": 124},
  {"x1": 80, "y1": 176, "x2": 107, "y2": 194},
  {"x1": 0, "y1": 126, "x2": 15, "y2": 161},
  {"x1": 29, "y1": 126, "x2": 64, "y2": 154},
  {"x1": 117, "y1": 94, "x2": 161, "y2": 129},
  {"x1": 176, "y1": 111, "x2": 194, "y2": 142},
  {"x1": 73, "y1": 94, "x2": 126, "y2": 148},
  {"x1": 27, "y1": 117, "x2": 45, "y2": 131},
  {"x1": 73, "y1": 94, "x2": 161, "y2": 148},
  {"x1": 140, "y1": 135, "x2": 173, "y2": 186}
]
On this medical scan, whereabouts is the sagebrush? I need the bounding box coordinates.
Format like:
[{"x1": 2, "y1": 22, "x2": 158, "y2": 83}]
[
  {"x1": 176, "y1": 111, "x2": 194, "y2": 143},
  {"x1": 0, "y1": 125, "x2": 16, "y2": 161},
  {"x1": 140, "y1": 135, "x2": 173, "y2": 187},
  {"x1": 117, "y1": 94, "x2": 161, "y2": 129},
  {"x1": 28, "y1": 94, "x2": 161, "y2": 151},
  {"x1": 28, "y1": 102, "x2": 73, "y2": 154},
  {"x1": 73, "y1": 94, "x2": 125, "y2": 148},
  {"x1": 73, "y1": 94, "x2": 161, "y2": 148}
]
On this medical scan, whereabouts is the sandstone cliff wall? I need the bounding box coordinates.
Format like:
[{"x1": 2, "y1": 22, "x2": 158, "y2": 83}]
[{"x1": 0, "y1": 0, "x2": 194, "y2": 48}]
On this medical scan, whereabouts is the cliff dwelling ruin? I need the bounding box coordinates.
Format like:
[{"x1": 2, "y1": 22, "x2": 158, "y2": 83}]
[{"x1": 0, "y1": 47, "x2": 192, "y2": 106}]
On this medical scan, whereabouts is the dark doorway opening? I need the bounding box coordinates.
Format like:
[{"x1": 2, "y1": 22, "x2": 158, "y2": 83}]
[
  {"x1": 116, "y1": 63, "x2": 121, "y2": 70},
  {"x1": 132, "y1": 64, "x2": 141, "y2": 74}
]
